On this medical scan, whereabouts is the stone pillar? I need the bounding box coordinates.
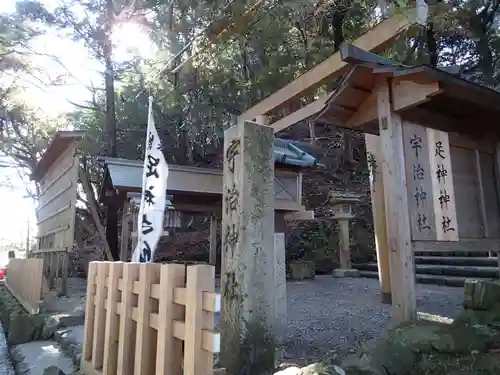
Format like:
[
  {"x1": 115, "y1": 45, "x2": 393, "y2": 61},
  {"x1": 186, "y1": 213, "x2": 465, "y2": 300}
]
[
  {"x1": 274, "y1": 212, "x2": 287, "y2": 343},
  {"x1": 209, "y1": 216, "x2": 217, "y2": 266},
  {"x1": 330, "y1": 192, "x2": 361, "y2": 278},
  {"x1": 338, "y1": 219, "x2": 351, "y2": 269},
  {"x1": 220, "y1": 120, "x2": 277, "y2": 374}
]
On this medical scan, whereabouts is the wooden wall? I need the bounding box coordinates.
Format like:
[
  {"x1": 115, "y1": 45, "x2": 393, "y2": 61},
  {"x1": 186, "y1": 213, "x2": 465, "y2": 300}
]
[
  {"x1": 451, "y1": 145, "x2": 500, "y2": 239},
  {"x1": 403, "y1": 122, "x2": 500, "y2": 251},
  {"x1": 36, "y1": 143, "x2": 79, "y2": 252},
  {"x1": 33, "y1": 140, "x2": 79, "y2": 294}
]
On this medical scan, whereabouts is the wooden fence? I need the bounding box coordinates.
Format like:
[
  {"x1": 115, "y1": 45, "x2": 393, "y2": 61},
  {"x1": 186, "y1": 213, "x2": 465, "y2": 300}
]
[
  {"x1": 81, "y1": 262, "x2": 222, "y2": 375},
  {"x1": 30, "y1": 250, "x2": 69, "y2": 295},
  {"x1": 5, "y1": 258, "x2": 45, "y2": 314}
]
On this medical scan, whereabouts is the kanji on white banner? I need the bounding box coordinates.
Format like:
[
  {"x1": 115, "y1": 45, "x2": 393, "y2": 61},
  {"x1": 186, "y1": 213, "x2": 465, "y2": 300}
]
[{"x1": 131, "y1": 96, "x2": 169, "y2": 262}]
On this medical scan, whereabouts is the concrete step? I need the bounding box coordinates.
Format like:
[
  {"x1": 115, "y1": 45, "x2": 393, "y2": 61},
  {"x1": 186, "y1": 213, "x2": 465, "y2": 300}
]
[
  {"x1": 358, "y1": 270, "x2": 493, "y2": 287},
  {"x1": 415, "y1": 256, "x2": 500, "y2": 267},
  {"x1": 355, "y1": 262, "x2": 499, "y2": 278}
]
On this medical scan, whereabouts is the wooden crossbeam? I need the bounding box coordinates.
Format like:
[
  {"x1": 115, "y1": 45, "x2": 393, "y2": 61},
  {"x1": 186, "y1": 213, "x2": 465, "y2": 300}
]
[{"x1": 239, "y1": 9, "x2": 423, "y2": 132}]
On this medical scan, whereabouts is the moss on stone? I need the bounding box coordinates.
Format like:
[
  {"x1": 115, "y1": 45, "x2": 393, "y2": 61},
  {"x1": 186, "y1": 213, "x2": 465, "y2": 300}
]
[{"x1": 222, "y1": 314, "x2": 277, "y2": 375}]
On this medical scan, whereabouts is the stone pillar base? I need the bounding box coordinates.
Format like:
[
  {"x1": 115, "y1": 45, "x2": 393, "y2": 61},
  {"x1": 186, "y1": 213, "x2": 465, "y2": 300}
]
[
  {"x1": 332, "y1": 268, "x2": 360, "y2": 278},
  {"x1": 381, "y1": 292, "x2": 392, "y2": 305}
]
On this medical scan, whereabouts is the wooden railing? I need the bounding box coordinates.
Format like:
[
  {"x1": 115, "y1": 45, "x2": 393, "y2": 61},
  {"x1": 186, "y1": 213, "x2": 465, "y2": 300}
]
[
  {"x1": 5, "y1": 258, "x2": 45, "y2": 314},
  {"x1": 80, "y1": 261, "x2": 222, "y2": 375}
]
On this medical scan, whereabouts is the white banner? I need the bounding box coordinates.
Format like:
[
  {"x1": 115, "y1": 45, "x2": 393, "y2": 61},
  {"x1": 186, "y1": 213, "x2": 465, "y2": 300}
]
[{"x1": 131, "y1": 96, "x2": 169, "y2": 262}]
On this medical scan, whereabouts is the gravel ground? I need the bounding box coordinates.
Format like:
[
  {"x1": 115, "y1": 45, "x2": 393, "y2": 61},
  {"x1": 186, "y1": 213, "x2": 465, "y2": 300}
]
[
  {"x1": 53, "y1": 276, "x2": 464, "y2": 365},
  {"x1": 214, "y1": 276, "x2": 464, "y2": 364},
  {"x1": 280, "y1": 276, "x2": 463, "y2": 364}
]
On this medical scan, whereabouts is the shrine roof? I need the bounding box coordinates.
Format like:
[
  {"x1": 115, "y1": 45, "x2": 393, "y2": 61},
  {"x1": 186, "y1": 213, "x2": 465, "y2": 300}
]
[
  {"x1": 315, "y1": 43, "x2": 500, "y2": 137},
  {"x1": 101, "y1": 138, "x2": 320, "y2": 192}
]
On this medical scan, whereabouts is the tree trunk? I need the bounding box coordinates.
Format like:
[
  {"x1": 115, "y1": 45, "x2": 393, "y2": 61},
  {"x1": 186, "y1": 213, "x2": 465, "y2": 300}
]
[
  {"x1": 477, "y1": 31, "x2": 494, "y2": 85},
  {"x1": 332, "y1": 7, "x2": 349, "y2": 51},
  {"x1": 104, "y1": 0, "x2": 119, "y2": 260},
  {"x1": 426, "y1": 22, "x2": 438, "y2": 66}
]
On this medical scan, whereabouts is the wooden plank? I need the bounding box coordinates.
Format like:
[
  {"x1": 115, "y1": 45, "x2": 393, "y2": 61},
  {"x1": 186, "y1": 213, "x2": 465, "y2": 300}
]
[
  {"x1": 184, "y1": 265, "x2": 215, "y2": 375},
  {"x1": 103, "y1": 262, "x2": 123, "y2": 375},
  {"x1": 450, "y1": 146, "x2": 482, "y2": 238},
  {"x1": 239, "y1": 10, "x2": 420, "y2": 122},
  {"x1": 155, "y1": 264, "x2": 185, "y2": 375},
  {"x1": 271, "y1": 98, "x2": 327, "y2": 133},
  {"x1": 60, "y1": 252, "x2": 68, "y2": 295},
  {"x1": 365, "y1": 134, "x2": 392, "y2": 304},
  {"x1": 391, "y1": 80, "x2": 441, "y2": 111},
  {"x1": 427, "y1": 129, "x2": 458, "y2": 241},
  {"x1": 134, "y1": 263, "x2": 160, "y2": 375},
  {"x1": 377, "y1": 80, "x2": 417, "y2": 323},
  {"x1": 402, "y1": 122, "x2": 436, "y2": 240},
  {"x1": 347, "y1": 91, "x2": 377, "y2": 128},
  {"x1": 4, "y1": 259, "x2": 43, "y2": 314},
  {"x1": 117, "y1": 263, "x2": 140, "y2": 375},
  {"x1": 346, "y1": 80, "x2": 441, "y2": 130},
  {"x1": 91, "y1": 262, "x2": 110, "y2": 370},
  {"x1": 82, "y1": 262, "x2": 98, "y2": 362}
]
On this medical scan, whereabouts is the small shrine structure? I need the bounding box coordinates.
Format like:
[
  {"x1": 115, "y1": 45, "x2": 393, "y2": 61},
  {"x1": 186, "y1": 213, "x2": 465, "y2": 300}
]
[
  {"x1": 99, "y1": 137, "x2": 320, "y2": 263},
  {"x1": 314, "y1": 43, "x2": 500, "y2": 322}
]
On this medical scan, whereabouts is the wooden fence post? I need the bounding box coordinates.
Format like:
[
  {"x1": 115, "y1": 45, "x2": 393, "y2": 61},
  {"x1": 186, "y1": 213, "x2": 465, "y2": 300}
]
[
  {"x1": 92, "y1": 262, "x2": 110, "y2": 370},
  {"x1": 82, "y1": 262, "x2": 98, "y2": 363},
  {"x1": 134, "y1": 263, "x2": 161, "y2": 375},
  {"x1": 156, "y1": 263, "x2": 186, "y2": 375},
  {"x1": 117, "y1": 263, "x2": 140, "y2": 375},
  {"x1": 103, "y1": 262, "x2": 123, "y2": 375},
  {"x1": 184, "y1": 264, "x2": 216, "y2": 375}
]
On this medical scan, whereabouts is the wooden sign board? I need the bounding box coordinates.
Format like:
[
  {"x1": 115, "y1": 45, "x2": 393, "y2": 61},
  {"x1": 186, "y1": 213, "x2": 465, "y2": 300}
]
[
  {"x1": 427, "y1": 129, "x2": 459, "y2": 241},
  {"x1": 402, "y1": 122, "x2": 458, "y2": 242},
  {"x1": 403, "y1": 122, "x2": 436, "y2": 240}
]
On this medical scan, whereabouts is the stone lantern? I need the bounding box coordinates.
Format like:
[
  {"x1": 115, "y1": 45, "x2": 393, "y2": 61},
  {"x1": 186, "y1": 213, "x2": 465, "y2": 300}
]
[{"x1": 329, "y1": 191, "x2": 363, "y2": 277}]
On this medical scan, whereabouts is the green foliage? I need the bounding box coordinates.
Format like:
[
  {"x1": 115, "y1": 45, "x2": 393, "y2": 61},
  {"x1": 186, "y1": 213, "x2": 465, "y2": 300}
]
[{"x1": 286, "y1": 221, "x2": 338, "y2": 273}]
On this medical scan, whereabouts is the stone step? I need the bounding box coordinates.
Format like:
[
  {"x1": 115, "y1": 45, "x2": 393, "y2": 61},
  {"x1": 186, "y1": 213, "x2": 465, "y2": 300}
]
[
  {"x1": 358, "y1": 270, "x2": 493, "y2": 287},
  {"x1": 10, "y1": 340, "x2": 75, "y2": 375},
  {"x1": 355, "y1": 263, "x2": 499, "y2": 278},
  {"x1": 413, "y1": 251, "x2": 492, "y2": 257},
  {"x1": 415, "y1": 256, "x2": 500, "y2": 267},
  {"x1": 53, "y1": 325, "x2": 84, "y2": 369}
]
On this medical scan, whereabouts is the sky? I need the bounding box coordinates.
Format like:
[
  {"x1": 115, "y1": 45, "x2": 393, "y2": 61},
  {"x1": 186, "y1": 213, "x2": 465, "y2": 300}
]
[{"x1": 0, "y1": 0, "x2": 155, "y2": 245}]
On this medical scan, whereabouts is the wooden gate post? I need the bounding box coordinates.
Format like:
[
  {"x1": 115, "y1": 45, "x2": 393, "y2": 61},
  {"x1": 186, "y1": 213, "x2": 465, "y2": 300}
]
[
  {"x1": 377, "y1": 80, "x2": 417, "y2": 323},
  {"x1": 220, "y1": 120, "x2": 277, "y2": 374},
  {"x1": 365, "y1": 134, "x2": 392, "y2": 304}
]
